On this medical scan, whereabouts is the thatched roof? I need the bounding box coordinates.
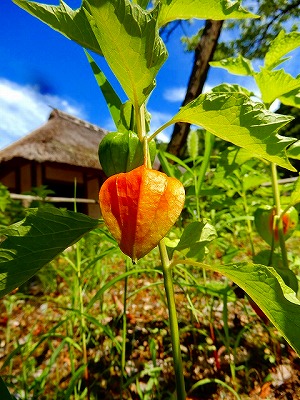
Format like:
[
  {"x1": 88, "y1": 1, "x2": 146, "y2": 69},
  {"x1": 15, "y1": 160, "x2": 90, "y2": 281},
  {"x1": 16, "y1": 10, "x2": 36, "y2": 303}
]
[{"x1": 0, "y1": 109, "x2": 107, "y2": 169}]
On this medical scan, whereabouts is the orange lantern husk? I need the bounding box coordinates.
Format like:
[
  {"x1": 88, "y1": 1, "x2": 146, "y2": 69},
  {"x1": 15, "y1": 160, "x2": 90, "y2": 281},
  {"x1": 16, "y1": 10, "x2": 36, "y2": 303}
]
[{"x1": 99, "y1": 165, "x2": 185, "y2": 262}]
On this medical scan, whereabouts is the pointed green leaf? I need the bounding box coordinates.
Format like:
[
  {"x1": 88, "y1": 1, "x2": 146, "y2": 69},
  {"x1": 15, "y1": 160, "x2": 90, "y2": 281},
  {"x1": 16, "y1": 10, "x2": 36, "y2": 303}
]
[
  {"x1": 211, "y1": 83, "x2": 254, "y2": 96},
  {"x1": 0, "y1": 207, "x2": 99, "y2": 298},
  {"x1": 287, "y1": 140, "x2": 300, "y2": 160},
  {"x1": 175, "y1": 221, "x2": 217, "y2": 261},
  {"x1": 133, "y1": 0, "x2": 150, "y2": 9},
  {"x1": 210, "y1": 54, "x2": 254, "y2": 76},
  {"x1": 158, "y1": 0, "x2": 258, "y2": 27},
  {"x1": 255, "y1": 69, "x2": 300, "y2": 106},
  {"x1": 265, "y1": 30, "x2": 300, "y2": 70},
  {"x1": 85, "y1": 50, "x2": 122, "y2": 129},
  {"x1": 86, "y1": 0, "x2": 168, "y2": 106},
  {"x1": 13, "y1": 0, "x2": 103, "y2": 55},
  {"x1": 279, "y1": 88, "x2": 300, "y2": 109},
  {"x1": 119, "y1": 101, "x2": 135, "y2": 132},
  {"x1": 168, "y1": 91, "x2": 295, "y2": 171},
  {"x1": 290, "y1": 176, "x2": 300, "y2": 206},
  {"x1": 157, "y1": 150, "x2": 177, "y2": 178},
  {"x1": 0, "y1": 376, "x2": 13, "y2": 400},
  {"x1": 208, "y1": 262, "x2": 300, "y2": 355}
]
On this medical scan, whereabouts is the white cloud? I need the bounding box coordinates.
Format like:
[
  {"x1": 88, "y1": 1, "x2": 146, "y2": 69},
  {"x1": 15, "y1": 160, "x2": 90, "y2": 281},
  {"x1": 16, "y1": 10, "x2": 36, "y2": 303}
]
[
  {"x1": 149, "y1": 109, "x2": 173, "y2": 142},
  {"x1": 0, "y1": 78, "x2": 85, "y2": 149},
  {"x1": 163, "y1": 87, "x2": 186, "y2": 103},
  {"x1": 163, "y1": 83, "x2": 216, "y2": 104}
]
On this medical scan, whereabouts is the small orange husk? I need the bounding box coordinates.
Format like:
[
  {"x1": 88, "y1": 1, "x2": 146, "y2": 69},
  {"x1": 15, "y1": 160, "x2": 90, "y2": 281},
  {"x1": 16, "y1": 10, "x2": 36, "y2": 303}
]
[{"x1": 99, "y1": 165, "x2": 185, "y2": 262}]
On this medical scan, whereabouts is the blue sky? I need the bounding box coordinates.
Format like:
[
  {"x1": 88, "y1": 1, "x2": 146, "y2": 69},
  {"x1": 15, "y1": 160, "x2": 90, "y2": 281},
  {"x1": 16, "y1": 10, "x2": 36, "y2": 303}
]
[{"x1": 1, "y1": 0, "x2": 299, "y2": 149}]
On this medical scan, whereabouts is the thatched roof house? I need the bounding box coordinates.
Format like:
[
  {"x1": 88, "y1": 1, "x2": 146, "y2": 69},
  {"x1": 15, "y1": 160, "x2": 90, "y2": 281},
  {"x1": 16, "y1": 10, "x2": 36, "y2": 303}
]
[{"x1": 0, "y1": 109, "x2": 107, "y2": 217}]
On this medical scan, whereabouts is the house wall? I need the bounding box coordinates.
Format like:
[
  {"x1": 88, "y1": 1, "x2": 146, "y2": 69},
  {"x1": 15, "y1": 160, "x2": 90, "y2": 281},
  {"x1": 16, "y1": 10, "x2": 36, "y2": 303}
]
[{"x1": 0, "y1": 159, "x2": 104, "y2": 218}]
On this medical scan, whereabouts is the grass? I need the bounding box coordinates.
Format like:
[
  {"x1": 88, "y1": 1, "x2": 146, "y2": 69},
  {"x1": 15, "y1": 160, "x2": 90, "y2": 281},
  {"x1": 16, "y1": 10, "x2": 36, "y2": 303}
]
[{"x1": 0, "y1": 228, "x2": 299, "y2": 400}]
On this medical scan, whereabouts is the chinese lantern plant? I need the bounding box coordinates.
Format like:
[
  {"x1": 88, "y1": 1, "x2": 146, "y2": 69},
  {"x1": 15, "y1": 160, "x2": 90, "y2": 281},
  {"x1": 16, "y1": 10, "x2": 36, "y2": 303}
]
[
  {"x1": 3, "y1": 1, "x2": 300, "y2": 399},
  {"x1": 254, "y1": 205, "x2": 298, "y2": 247},
  {"x1": 99, "y1": 162, "x2": 185, "y2": 263}
]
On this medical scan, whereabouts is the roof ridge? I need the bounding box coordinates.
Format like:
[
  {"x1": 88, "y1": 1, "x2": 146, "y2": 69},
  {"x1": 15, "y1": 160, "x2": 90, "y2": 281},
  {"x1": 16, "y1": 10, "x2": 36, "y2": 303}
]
[{"x1": 50, "y1": 108, "x2": 103, "y2": 132}]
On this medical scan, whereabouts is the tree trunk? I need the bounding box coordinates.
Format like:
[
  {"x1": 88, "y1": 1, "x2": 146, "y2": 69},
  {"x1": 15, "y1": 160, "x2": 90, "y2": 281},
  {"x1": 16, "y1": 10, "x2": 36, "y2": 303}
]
[{"x1": 166, "y1": 19, "x2": 224, "y2": 157}]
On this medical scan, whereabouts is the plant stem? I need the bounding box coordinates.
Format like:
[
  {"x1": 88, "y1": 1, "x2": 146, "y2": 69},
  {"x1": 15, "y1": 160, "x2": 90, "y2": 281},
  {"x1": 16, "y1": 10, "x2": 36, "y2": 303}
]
[
  {"x1": 120, "y1": 259, "x2": 129, "y2": 399},
  {"x1": 241, "y1": 190, "x2": 255, "y2": 257},
  {"x1": 270, "y1": 163, "x2": 289, "y2": 268},
  {"x1": 196, "y1": 130, "x2": 214, "y2": 282},
  {"x1": 223, "y1": 290, "x2": 237, "y2": 389},
  {"x1": 76, "y1": 242, "x2": 90, "y2": 399},
  {"x1": 148, "y1": 119, "x2": 174, "y2": 142},
  {"x1": 197, "y1": 130, "x2": 214, "y2": 194},
  {"x1": 159, "y1": 240, "x2": 186, "y2": 400}
]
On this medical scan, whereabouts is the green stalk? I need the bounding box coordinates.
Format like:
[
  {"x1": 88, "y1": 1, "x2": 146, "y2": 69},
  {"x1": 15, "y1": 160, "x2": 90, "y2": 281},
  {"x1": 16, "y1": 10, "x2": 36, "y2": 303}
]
[
  {"x1": 148, "y1": 119, "x2": 174, "y2": 142},
  {"x1": 159, "y1": 240, "x2": 186, "y2": 400},
  {"x1": 76, "y1": 242, "x2": 90, "y2": 399},
  {"x1": 240, "y1": 190, "x2": 255, "y2": 257},
  {"x1": 74, "y1": 178, "x2": 90, "y2": 397},
  {"x1": 270, "y1": 163, "x2": 289, "y2": 269},
  {"x1": 223, "y1": 291, "x2": 237, "y2": 388},
  {"x1": 195, "y1": 131, "x2": 214, "y2": 282},
  {"x1": 120, "y1": 259, "x2": 129, "y2": 399},
  {"x1": 196, "y1": 131, "x2": 214, "y2": 194}
]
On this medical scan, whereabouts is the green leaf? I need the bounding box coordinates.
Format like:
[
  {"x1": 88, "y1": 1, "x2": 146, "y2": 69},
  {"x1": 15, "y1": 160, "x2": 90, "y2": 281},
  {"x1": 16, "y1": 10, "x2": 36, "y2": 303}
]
[
  {"x1": 0, "y1": 207, "x2": 99, "y2": 298},
  {"x1": 209, "y1": 262, "x2": 300, "y2": 355},
  {"x1": 85, "y1": 0, "x2": 168, "y2": 106},
  {"x1": 85, "y1": 50, "x2": 122, "y2": 129},
  {"x1": 211, "y1": 83, "x2": 254, "y2": 97},
  {"x1": 279, "y1": 88, "x2": 300, "y2": 109},
  {"x1": 133, "y1": 0, "x2": 150, "y2": 9},
  {"x1": 210, "y1": 54, "x2": 254, "y2": 76},
  {"x1": 180, "y1": 260, "x2": 300, "y2": 349},
  {"x1": 255, "y1": 69, "x2": 300, "y2": 106},
  {"x1": 290, "y1": 176, "x2": 300, "y2": 206},
  {"x1": 287, "y1": 140, "x2": 300, "y2": 160},
  {"x1": 0, "y1": 376, "x2": 13, "y2": 400},
  {"x1": 175, "y1": 221, "x2": 217, "y2": 261},
  {"x1": 265, "y1": 30, "x2": 300, "y2": 70},
  {"x1": 168, "y1": 91, "x2": 296, "y2": 171},
  {"x1": 157, "y1": 150, "x2": 177, "y2": 178},
  {"x1": 119, "y1": 101, "x2": 134, "y2": 132},
  {"x1": 13, "y1": 0, "x2": 103, "y2": 55},
  {"x1": 13, "y1": 0, "x2": 167, "y2": 107},
  {"x1": 157, "y1": 0, "x2": 258, "y2": 27},
  {"x1": 253, "y1": 250, "x2": 299, "y2": 294}
]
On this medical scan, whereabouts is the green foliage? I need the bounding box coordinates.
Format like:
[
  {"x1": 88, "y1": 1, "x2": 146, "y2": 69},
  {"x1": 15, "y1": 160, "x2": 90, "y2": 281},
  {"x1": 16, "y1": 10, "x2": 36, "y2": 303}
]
[
  {"x1": 13, "y1": 0, "x2": 103, "y2": 54},
  {"x1": 206, "y1": 262, "x2": 300, "y2": 355},
  {"x1": 85, "y1": 50, "x2": 123, "y2": 128},
  {"x1": 210, "y1": 54, "x2": 254, "y2": 76},
  {"x1": 0, "y1": 377, "x2": 13, "y2": 400},
  {"x1": 85, "y1": 0, "x2": 167, "y2": 107},
  {"x1": 211, "y1": 31, "x2": 300, "y2": 110},
  {"x1": 255, "y1": 68, "x2": 300, "y2": 106},
  {"x1": 0, "y1": 207, "x2": 99, "y2": 297},
  {"x1": 6, "y1": 1, "x2": 300, "y2": 398},
  {"x1": 264, "y1": 31, "x2": 300, "y2": 70},
  {"x1": 168, "y1": 89, "x2": 295, "y2": 170},
  {"x1": 0, "y1": 184, "x2": 25, "y2": 226},
  {"x1": 171, "y1": 221, "x2": 217, "y2": 261},
  {"x1": 157, "y1": 0, "x2": 258, "y2": 27},
  {"x1": 14, "y1": 0, "x2": 168, "y2": 107},
  {"x1": 223, "y1": 1, "x2": 300, "y2": 59}
]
